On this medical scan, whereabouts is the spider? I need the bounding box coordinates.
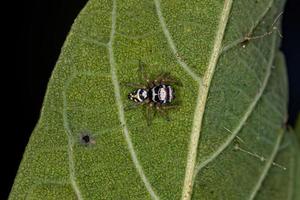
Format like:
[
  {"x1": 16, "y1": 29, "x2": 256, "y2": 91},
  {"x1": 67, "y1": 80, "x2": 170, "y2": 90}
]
[{"x1": 126, "y1": 61, "x2": 181, "y2": 124}]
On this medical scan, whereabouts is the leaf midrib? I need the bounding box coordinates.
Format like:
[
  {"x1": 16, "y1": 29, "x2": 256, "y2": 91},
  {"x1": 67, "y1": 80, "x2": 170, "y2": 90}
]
[
  {"x1": 194, "y1": 32, "x2": 278, "y2": 177},
  {"x1": 180, "y1": 1, "x2": 233, "y2": 200}
]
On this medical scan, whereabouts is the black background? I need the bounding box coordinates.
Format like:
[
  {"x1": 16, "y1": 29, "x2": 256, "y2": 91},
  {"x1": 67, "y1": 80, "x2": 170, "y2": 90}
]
[{"x1": 2, "y1": 0, "x2": 300, "y2": 198}]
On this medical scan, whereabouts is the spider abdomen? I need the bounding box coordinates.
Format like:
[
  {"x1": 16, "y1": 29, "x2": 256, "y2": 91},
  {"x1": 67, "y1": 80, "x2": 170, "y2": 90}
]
[{"x1": 150, "y1": 84, "x2": 174, "y2": 104}]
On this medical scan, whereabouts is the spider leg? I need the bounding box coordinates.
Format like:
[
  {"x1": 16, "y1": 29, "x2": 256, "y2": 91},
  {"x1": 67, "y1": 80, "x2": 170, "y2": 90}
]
[
  {"x1": 145, "y1": 102, "x2": 155, "y2": 126},
  {"x1": 153, "y1": 72, "x2": 168, "y2": 85},
  {"x1": 160, "y1": 104, "x2": 178, "y2": 110},
  {"x1": 138, "y1": 60, "x2": 154, "y2": 88},
  {"x1": 156, "y1": 103, "x2": 171, "y2": 122},
  {"x1": 138, "y1": 60, "x2": 148, "y2": 80},
  {"x1": 157, "y1": 72, "x2": 170, "y2": 80},
  {"x1": 124, "y1": 102, "x2": 143, "y2": 111},
  {"x1": 122, "y1": 82, "x2": 147, "y2": 89},
  {"x1": 166, "y1": 79, "x2": 182, "y2": 86},
  {"x1": 154, "y1": 72, "x2": 182, "y2": 86},
  {"x1": 158, "y1": 109, "x2": 170, "y2": 122}
]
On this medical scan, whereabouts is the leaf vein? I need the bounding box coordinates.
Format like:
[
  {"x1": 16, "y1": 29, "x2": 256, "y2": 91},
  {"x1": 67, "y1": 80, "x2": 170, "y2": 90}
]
[
  {"x1": 153, "y1": 0, "x2": 201, "y2": 83},
  {"x1": 194, "y1": 33, "x2": 277, "y2": 178},
  {"x1": 108, "y1": 1, "x2": 159, "y2": 199},
  {"x1": 249, "y1": 129, "x2": 284, "y2": 200},
  {"x1": 62, "y1": 72, "x2": 83, "y2": 200},
  {"x1": 221, "y1": 0, "x2": 275, "y2": 54}
]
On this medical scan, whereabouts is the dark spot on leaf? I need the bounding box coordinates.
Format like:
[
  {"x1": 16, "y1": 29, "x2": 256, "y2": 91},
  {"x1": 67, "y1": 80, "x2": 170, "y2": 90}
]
[
  {"x1": 79, "y1": 132, "x2": 95, "y2": 146},
  {"x1": 82, "y1": 135, "x2": 90, "y2": 143}
]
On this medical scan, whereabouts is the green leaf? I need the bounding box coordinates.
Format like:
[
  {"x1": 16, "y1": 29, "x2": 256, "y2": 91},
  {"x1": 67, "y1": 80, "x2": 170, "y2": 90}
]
[
  {"x1": 10, "y1": 0, "x2": 293, "y2": 199},
  {"x1": 255, "y1": 129, "x2": 300, "y2": 200}
]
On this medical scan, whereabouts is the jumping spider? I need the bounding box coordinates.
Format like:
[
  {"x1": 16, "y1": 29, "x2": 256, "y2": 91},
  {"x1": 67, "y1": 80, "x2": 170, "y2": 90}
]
[{"x1": 126, "y1": 61, "x2": 181, "y2": 124}]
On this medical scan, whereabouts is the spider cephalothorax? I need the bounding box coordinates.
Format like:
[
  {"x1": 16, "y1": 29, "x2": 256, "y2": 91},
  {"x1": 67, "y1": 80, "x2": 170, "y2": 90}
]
[{"x1": 126, "y1": 61, "x2": 180, "y2": 124}]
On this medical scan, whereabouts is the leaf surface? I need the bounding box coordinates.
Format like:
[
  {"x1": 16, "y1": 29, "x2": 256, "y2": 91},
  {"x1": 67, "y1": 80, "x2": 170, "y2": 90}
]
[
  {"x1": 255, "y1": 129, "x2": 300, "y2": 200},
  {"x1": 10, "y1": 0, "x2": 292, "y2": 199}
]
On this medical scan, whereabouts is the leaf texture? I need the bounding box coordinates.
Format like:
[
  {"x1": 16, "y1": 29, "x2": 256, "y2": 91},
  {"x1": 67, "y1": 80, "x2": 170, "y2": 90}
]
[
  {"x1": 255, "y1": 129, "x2": 300, "y2": 200},
  {"x1": 10, "y1": 0, "x2": 294, "y2": 199}
]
